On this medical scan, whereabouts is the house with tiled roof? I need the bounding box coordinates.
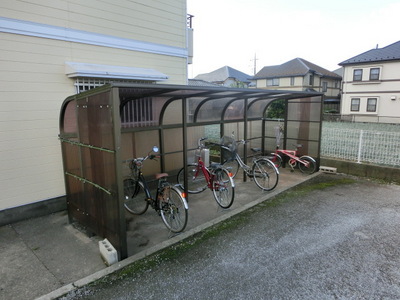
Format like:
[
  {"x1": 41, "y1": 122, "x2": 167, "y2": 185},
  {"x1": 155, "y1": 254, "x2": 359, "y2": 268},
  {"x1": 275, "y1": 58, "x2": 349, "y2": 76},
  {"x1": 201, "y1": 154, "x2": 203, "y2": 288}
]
[
  {"x1": 253, "y1": 58, "x2": 342, "y2": 100},
  {"x1": 339, "y1": 41, "x2": 400, "y2": 123},
  {"x1": 194, "y1": 66, "x2": 252, "y2": 87}
]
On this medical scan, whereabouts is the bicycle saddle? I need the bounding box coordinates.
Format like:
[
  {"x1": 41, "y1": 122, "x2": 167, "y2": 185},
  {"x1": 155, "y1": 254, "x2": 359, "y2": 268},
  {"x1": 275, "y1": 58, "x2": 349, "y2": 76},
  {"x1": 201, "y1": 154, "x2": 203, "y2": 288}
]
[
  {"x1": 155, "y1": 173, "x2": 169, "y2": 179},
  {"x1": 209, "y1": 163, "x2": 222, "y2": 169}
]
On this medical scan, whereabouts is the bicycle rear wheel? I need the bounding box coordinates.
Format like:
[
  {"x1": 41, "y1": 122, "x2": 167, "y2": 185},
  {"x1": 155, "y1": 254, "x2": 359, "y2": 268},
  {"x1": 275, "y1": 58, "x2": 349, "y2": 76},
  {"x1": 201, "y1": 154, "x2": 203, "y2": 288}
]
[
  {"x1": 123, "y1": 179, "x2": 149, "y2": 215},
  {"x1": 177, "y1": 164, "x2": 207, "y2": 194},
  {"x1": 212, "y1": 168, "x2": 235, "y2": 209},
  {"x1": 252, "y1": 158, "x2": 279, "y2": 191},
  {"x1": 159, "y1": 185, "x2": 188, "y2": 233},
  {"x1": 298, "y1": 156, "x2": 317, "y2": 174},
  {"x1": 266, "y1": 153, "x2": 283, "y2": 168},
  {"x1": 222, "y1": 158, "x2": 239, "y2": 178}
]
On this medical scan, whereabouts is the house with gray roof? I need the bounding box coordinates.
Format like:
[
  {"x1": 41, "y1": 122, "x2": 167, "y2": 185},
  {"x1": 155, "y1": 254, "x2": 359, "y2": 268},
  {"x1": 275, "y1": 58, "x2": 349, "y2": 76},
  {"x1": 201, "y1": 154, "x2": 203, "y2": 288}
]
[
  {"x1": 194, "y1": 66, "x2": 252, "y2": 87},
  {"x1": 253, "y1": 58, "x2": 342, "y2": 101},
  {"x1": 339, "y1": 41, "x2": 400, "y2": 123}
]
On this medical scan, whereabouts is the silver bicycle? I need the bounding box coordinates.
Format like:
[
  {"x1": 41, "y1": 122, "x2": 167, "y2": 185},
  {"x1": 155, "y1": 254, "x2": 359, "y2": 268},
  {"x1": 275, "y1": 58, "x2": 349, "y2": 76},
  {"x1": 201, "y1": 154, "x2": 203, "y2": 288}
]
[{"x1": 220, "y1": 135, "x2": 279, "y2": 191}]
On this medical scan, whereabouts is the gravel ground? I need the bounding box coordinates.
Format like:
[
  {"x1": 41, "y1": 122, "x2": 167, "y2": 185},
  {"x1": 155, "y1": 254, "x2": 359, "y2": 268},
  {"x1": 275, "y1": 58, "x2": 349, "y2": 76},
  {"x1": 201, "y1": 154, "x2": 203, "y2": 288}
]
[{"x1": 62, "y1": 174, "x2": 400, "y2": 300}]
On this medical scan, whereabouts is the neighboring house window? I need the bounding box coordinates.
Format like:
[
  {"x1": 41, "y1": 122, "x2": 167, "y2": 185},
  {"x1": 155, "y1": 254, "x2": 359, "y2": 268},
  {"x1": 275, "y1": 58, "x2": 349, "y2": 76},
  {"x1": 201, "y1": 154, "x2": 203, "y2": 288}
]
[
  {"x1": 334, "y1": 81, "x2": 339, "y2": 89},
  {"x1": 290, "y1": 77, "x2": 295, "y2": 86},
  {"x1": 309, "y1": 74, "x2": 314, "y2": 86},
  {"x1": 322, "y1": 81, "x2": 328, "y2": 92},
  {"x1": 353, "y1": 69, "x2": 362, "y2": 81},
  {"x1": 267, "y1": 78, "x2": 279, "y2": 86},
  {"x1": 369, "y1": 68, "x2": 380, "y2": 80},
  {"x1": 351, "y1": 98, "x2": 360, "y2": 111},
  {"x1": 367, "y1": 98, "x2": 377, "y2": 112}
]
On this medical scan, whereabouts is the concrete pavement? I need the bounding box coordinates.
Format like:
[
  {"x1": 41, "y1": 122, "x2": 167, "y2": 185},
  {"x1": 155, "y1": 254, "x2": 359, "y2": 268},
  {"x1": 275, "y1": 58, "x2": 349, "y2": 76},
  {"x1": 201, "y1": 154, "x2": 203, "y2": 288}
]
[
  {"x1": 0, "y1": 168, "x2": 319, "y2": 300},
  {"x1": 68, "y1": 173, "x2": 400, "y2": 299}
]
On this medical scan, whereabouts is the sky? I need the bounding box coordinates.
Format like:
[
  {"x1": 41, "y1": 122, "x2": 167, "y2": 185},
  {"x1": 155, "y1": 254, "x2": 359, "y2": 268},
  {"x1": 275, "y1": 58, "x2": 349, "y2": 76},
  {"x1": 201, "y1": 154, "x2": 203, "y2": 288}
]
[{"x1": 187, "y1": 0, "x2": 400, "y2": 78}]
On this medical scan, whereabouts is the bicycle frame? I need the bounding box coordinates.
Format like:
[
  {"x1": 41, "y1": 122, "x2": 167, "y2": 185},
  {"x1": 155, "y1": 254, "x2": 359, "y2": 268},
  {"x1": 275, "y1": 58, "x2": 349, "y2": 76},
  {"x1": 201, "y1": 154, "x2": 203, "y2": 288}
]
[
  {"x1": 228, "y1": 149, "x2": 251, "y2": 174},
  {"x1": 193, "y1": 155, "x2": 216, "y2": 190},
  {"x1": 222, "y1": 144, "x2": 271, "y2": 175},
  {"x1": 136, "y1": 172, "x2": 164, "y2": 210},
  {"x1": 275, "y1": 147, "x2": 311, "y2": 168}
]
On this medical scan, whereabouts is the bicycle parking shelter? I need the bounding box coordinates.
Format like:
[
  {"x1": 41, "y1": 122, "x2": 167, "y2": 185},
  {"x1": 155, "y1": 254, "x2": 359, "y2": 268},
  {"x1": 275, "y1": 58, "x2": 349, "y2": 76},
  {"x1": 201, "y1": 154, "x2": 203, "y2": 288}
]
[{"x1": 59, "y1": 83, "x2": 323, "y2": 259}]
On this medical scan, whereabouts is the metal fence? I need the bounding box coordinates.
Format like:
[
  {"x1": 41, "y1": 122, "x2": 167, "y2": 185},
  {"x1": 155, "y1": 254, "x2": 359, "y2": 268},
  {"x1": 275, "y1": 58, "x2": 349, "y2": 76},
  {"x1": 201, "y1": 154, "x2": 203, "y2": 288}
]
[{"x1": 321, "y1": 127, "x2": 400, "y2": 167}]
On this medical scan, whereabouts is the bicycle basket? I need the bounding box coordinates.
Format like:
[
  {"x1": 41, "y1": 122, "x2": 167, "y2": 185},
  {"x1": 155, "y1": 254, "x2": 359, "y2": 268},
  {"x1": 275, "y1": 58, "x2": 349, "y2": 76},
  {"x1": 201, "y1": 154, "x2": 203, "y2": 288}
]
[{"x1": 220, "y1": 136, "x2": 237, "y2": 161}]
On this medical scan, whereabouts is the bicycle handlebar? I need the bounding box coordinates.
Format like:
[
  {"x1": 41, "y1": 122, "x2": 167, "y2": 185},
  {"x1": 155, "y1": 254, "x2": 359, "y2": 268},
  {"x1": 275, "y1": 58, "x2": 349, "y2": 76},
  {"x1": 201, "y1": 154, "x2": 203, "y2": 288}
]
[
  {"x1": 197, "y1": 137, "x2": 208, "y2": 148},
  {"x1": 125, "y1": 148, "x2": 159, "y2": 170}
]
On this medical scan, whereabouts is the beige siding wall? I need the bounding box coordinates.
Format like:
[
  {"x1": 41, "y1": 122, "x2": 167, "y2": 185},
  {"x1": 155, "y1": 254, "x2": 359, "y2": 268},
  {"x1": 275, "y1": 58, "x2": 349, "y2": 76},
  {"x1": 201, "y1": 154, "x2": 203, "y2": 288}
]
[
  {"x1": 1, "y1": 0, "x2": 186, "y2": 48},
  {"x1": 0, "y1": 0, "x2": 188, "y2": 210},
  {"x1": 255, "y1": 76, "x2": 340, "y2": 96},
  {"x1": 256, "y1": 77, "x2": 303, "y2": 91}
]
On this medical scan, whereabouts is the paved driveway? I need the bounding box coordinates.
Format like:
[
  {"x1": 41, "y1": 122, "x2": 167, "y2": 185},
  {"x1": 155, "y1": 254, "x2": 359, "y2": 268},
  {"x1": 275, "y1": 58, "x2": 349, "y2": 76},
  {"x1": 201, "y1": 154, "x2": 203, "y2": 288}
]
[{"x1": 62, "y1": 174, "x2": 400, "y2": 299}]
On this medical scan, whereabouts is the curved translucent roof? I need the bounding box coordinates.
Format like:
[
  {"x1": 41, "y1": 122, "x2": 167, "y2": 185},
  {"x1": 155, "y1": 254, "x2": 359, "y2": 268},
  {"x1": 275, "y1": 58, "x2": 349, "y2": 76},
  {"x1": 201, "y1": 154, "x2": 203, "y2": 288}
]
[
  {"x1": 58, "y1": 82, "x2": 323, "y2": 259},
  {"x1": 60, "y1": 83, "x2": 322, "y2": 133}
]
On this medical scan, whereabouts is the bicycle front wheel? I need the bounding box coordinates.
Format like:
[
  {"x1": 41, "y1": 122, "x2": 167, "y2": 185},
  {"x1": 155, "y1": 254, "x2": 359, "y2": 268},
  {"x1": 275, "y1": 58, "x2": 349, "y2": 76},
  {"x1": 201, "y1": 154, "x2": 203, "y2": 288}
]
[
  {"x1": 159, "y1": 185, "x2": 188, "y2": 233},
  {"x1": 222, "y1": 159, "x2": 239, "y2": 178},
  {"x1": 252, "y1": 158, "x2": 279, "y2": 191},
  {"x1": 212, "y1": 168, "x2": 235, "y2": 209},
  {"x1": 177, "y1": 164, "x2": 207, "y2": 194},
  {"x1": 298, "y1": 156, "x2": 317, "y2": 174},
  {"x1": 123, "y1": 179, "x2": 149, "y2": 215}
]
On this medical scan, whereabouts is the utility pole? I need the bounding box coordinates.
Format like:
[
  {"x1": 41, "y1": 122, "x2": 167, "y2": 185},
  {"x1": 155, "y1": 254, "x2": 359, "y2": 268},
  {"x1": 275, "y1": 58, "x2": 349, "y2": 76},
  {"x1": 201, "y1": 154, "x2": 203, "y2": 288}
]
[{"x1": 251, "y1": 53, "x2": 258, "y2": 75}]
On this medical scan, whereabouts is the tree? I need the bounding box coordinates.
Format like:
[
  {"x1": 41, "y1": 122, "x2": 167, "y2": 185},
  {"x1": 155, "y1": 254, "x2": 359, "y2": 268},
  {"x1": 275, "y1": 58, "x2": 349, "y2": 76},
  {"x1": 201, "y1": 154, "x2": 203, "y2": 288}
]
[
  {"x1": 230, "y1": 81, "x2": 247, "y2": 88},
  {"x1": 266, "y1": 99, "x2": 285, "y2": 119}
]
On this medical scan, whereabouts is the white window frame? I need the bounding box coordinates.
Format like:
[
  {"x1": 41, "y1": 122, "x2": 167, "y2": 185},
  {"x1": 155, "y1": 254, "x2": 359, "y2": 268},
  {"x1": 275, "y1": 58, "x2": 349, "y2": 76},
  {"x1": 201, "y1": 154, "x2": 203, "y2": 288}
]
[
  {"x1": 353, "y1": 69, "x2": 363, "y2": 81},
  {"x1": 366, "y1": 98, "x2": 377, "y2": 112},
  {"x1": 74, "y1": 78, "x2": 151, "y2": 94},
  {"x1": 351, "y1": 98, "x2": 360, "y2": 111},
  {"x1": 369, "y1": 68, "x2": 380, "y2": 81}
]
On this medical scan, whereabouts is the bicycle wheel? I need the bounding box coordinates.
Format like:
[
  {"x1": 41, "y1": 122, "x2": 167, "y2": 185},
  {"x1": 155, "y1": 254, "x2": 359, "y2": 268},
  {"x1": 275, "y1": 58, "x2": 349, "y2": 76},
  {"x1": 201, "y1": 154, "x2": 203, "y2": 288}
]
[
  {"x1": 222, "y1": 159, "x2": 240, "y2": 178},
  {"x1": 212, "y1": 168, "x2": 235, "y2": 209},
  {"x1": 177, "y1": 164, "x2": 207, "y2": 194},
  {"x1": 123, "y1": 179, "x2": 149, "y2": 215},
  {"x1": 252, "y1": 158, "x2": 279, "y2": 191},
  {"x1": 298, "y1": 156, "x2": 317, "y2": 174},
  {"x1": 159, "y1": 185, "x2": 188, "y2": 233},
  {"x1": 268, "y1": 153, "x2": 283, "y2": 168}
]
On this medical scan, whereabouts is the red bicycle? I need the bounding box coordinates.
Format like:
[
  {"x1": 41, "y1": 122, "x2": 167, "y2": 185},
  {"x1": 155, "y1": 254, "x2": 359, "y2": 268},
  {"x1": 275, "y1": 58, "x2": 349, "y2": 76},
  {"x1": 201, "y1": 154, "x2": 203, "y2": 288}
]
[
  {"x1": 177, "y1": 137, "x2": 235, "y2": 209},
  {"x1": 268, "y1": 144, "x2": 317, "y2": 174}
]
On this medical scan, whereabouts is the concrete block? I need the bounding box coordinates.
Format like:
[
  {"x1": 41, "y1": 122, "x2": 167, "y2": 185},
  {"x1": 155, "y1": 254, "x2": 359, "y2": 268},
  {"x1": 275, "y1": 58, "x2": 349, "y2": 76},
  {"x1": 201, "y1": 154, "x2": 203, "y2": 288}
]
[
  {"x1": 99, "y1": 238, "x2": 118, "y2": 266},
  {"x1": 319, "y1": 166, "x2": 337, "y2": 173}
]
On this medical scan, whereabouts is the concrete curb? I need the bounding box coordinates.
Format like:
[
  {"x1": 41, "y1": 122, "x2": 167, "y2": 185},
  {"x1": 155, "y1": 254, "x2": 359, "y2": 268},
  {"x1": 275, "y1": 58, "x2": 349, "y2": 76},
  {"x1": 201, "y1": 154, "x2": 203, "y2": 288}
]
[{"x1": 35, "y1": 172, "x2": 321, "y2": 300}]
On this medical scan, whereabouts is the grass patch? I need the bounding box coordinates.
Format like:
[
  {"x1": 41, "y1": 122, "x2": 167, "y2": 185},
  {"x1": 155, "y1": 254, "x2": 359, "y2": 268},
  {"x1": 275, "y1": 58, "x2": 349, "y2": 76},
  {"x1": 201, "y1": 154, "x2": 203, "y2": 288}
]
[{"x1": 255, "y1": 175, "x2": 356, "y2": 210}]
